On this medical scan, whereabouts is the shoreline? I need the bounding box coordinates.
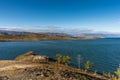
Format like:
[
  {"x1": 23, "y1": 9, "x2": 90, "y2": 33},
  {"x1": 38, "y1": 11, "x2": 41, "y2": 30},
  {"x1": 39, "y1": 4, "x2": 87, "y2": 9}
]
[{"x1": 0, "y1": 38, "x2": 102, "y2": 42}]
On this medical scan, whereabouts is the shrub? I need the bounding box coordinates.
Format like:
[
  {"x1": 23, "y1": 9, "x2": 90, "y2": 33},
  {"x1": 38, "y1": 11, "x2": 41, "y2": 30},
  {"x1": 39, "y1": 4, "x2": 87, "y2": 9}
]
[
  {"x1": 85, "y1": 61, "x2": 93, "y2": 71},
  {"x1": 56, "y1": 54, "x2": 63, "y2": 64},
  {"x1": 63, "y1": 55, "x2": 71, "y2": 65},
  {"x1": 114, "y1": 64, "x2": 120, "y2": 80}
]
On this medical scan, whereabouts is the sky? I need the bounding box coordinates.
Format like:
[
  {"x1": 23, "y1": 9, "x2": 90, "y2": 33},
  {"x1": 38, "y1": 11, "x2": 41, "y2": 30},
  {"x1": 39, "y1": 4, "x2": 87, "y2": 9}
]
[{"x1": 0, "y1": 0, "x2": 120, "y2": 34}]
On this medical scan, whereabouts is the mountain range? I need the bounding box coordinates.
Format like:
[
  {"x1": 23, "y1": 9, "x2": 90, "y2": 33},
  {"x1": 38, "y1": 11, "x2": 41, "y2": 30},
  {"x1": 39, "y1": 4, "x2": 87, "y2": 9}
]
[{"x1": 0, "y1": 29, "x2": 120, "y2": 37}]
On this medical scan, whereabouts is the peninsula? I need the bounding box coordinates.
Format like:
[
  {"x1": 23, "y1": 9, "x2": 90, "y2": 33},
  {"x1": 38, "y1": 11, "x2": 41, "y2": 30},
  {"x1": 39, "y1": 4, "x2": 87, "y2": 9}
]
[{"x1": 0, "y1": 51, "x2": 107, "y2": 80}]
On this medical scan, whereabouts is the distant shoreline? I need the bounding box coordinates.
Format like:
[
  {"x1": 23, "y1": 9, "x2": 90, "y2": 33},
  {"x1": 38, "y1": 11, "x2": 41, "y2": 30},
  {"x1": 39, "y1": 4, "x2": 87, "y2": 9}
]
[
  {"x1": 0, "y1": 33, "x2": 103, "y2": 42},
  {"x1": 0, "y1": 38, "x2": 101, "y2": 42}
]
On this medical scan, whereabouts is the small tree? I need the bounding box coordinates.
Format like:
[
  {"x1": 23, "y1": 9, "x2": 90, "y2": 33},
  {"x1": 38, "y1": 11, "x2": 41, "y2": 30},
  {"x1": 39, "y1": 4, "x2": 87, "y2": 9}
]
[
  {"x1": 56, "y1": 54, "x2": 63, "y2": 64},
  {"x1": 85, "y1": 60, "x2": 93, "y2": 71},
  {"x1": 112, "y1": 75, "x2": 117, "y2": 80},
  {"x1": 77, "y1": 54, "x2": 82, "y2": 69},
  {"x1": 63, "y1": 55, "x2": 71, "y2": 65},
  {"x1": 115, "y1": 65, "x2": 120, "y2": 80}
]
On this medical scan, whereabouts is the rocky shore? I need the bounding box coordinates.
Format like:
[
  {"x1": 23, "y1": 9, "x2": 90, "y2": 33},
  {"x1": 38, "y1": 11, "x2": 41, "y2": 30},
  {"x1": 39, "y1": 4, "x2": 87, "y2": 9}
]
[{"x1": 0, "y1": 51, "x2": 107, "y2": 80}]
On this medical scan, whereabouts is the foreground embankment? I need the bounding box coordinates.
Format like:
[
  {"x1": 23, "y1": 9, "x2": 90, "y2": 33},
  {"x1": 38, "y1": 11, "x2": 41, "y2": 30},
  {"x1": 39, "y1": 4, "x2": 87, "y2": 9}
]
[{"x1": 0, "y1": 51, "x2": 107, "y2": 80}]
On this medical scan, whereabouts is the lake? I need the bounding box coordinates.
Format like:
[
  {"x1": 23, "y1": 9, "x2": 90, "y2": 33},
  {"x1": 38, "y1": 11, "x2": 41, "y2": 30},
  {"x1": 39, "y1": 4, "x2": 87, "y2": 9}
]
[{"x1": 0, "y1": 38, "x2": 120, "y2": 74}]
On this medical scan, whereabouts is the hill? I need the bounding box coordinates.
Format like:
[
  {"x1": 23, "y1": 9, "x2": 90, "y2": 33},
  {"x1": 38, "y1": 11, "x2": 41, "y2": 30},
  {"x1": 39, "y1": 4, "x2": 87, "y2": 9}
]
[
  {"x1": 0, "y1": 33, "x2": 74, "y2": 41},
  {"x1": 0, "y1": 30, "x2": 104, "y2": 41}
]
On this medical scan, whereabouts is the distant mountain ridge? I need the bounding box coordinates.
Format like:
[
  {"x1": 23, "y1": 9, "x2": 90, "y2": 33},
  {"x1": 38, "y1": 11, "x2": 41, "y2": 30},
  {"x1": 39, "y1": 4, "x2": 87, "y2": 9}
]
[
  {"x1": 0, "y1": 29, "x2": 120, "y2": 38},
  {"x1": 0, "y1": 30, "x2": 30, "y2": 34},
  {"x1": 83, "y1": 33, "x2": 120, "y2": 38},
  {"x1": 0, "y1": 30, "x2": 70, "y2": 36},
  {"x1": 0, "y1": 29, "x2": 119, "y2": 41},
  {"x1": 0, "y1": 30, "x2": 75, "y2": 41}
]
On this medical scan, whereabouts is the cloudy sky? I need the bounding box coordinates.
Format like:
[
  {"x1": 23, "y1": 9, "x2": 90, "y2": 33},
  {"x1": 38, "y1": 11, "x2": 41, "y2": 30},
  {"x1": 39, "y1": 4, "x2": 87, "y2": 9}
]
[{"x1": 0, "y1": 0, "x2": 120, "y2": 33}]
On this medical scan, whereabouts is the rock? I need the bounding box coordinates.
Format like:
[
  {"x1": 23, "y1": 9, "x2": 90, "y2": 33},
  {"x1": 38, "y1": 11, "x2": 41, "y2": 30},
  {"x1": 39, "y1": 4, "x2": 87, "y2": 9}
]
[
  {"x1": 15, "y1": 51, "x2": 35, "y2": 62},
  {"x1": 15, "y1": 51, "x2": 49, "y2": 63},
  {"x1": 0, "y1": 76, "x2": 9, "y2": 80},
  {"x1": 32, "y1": 56, "x2": 49, "y2": 63}
]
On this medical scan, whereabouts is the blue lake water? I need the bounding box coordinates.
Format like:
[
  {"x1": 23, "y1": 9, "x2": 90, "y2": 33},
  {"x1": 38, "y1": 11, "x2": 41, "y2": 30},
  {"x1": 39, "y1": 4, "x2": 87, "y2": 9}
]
[{"x1": 0, "y1": 38, "x2": 120, "y2": 74}]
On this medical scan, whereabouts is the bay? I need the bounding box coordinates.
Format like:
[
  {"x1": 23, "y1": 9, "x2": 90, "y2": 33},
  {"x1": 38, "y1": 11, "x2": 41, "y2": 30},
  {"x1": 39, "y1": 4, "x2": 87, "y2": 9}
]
[{"x1": 0, "y1": 38, "x2": 120, "y2": 74}]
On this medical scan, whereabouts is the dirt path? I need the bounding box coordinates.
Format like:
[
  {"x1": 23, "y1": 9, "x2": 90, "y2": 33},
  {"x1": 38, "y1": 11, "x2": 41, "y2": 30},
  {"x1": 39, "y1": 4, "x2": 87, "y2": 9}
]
[{"x1": 0, "y1": 60, "x2": 39, "y2": 71}]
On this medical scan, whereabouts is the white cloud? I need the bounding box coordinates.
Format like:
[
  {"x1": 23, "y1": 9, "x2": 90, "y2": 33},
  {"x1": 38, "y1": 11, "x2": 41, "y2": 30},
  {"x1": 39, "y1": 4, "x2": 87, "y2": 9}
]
[
  {"x1": 0, "y1": 26, "x2": 65, "y2": 33},
  {"x1": 0, "y1": 26, "x2": 119, "y2": 34}
]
